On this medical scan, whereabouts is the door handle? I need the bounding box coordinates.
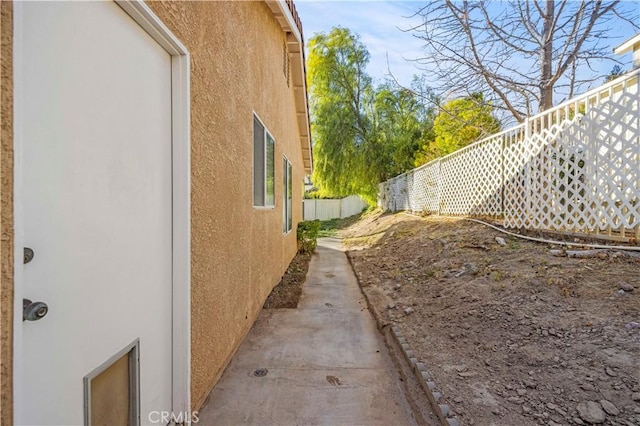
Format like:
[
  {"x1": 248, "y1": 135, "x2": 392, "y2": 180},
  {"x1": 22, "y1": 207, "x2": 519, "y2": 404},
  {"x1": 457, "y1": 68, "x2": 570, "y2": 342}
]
[
  {"x1": 24, "y1": 247, "x2": 34, "y2": 264},
  {"x1": 23, "y1": 299, "x2": 48, "y2": 321}
]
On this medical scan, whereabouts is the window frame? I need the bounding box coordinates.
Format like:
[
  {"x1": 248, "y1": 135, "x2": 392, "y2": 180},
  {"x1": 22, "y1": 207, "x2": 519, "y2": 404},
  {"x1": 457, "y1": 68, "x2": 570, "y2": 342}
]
[{"x1": 253, "y1": 113, "x2": 275, "y2": 209}]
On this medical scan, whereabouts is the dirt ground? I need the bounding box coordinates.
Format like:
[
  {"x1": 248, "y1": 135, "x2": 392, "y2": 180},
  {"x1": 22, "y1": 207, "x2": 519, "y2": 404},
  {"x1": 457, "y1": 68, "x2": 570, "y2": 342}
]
[
  {"x1": 345, "y1": 211, "x2": 640, "y2": 426},
  {"x1": 263, "y1": 252, "x2": 311, "y2": 309}
]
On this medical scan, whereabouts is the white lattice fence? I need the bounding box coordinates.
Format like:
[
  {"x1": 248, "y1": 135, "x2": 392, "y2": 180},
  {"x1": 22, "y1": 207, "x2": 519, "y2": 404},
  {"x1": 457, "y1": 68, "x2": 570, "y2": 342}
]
[
  {"x1": 440, "y1": 136, "x2": 503, "y2": 216},
  {"x1": 408, "y1": 160, "x2": 441, "y2": 213},
  {"x1": 585, "y1": 89, "x2": 640, "y2": 235},
  {"x1": 502, "y1": 125, "x2": 529, "y2": 228},
  {"x1": 378, "y1": 70, "x2": 640, "y2": 240},
  {"x1": 527, "y1": 119, "x2": 590, "y2": 231}
]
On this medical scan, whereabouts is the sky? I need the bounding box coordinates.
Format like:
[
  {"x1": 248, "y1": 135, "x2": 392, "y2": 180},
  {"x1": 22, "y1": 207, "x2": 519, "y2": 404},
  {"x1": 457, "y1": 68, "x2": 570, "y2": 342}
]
[
  {"x1": 295, "y1": 1, "x2": 640, "y2": 92},
  {"x1": 296, "y1": 1, "x2": 425, "y2": 87}
]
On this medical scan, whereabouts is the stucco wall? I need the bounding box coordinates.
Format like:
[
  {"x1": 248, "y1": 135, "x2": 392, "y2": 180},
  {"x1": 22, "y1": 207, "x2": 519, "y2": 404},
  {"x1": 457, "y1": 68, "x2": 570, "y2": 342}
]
[
  {"x1": 145, "y1": 1, "x2": 305, "y2": 410},
  {"x1": 1, "y1": 1, "x2": 14, "y2": 423}
]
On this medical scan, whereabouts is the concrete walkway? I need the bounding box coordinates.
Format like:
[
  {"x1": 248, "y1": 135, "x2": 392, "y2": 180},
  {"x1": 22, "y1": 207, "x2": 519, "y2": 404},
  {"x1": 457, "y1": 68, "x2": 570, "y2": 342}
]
[{"x1": 198, "y1": 238, "x2": 418, "y2": 425}]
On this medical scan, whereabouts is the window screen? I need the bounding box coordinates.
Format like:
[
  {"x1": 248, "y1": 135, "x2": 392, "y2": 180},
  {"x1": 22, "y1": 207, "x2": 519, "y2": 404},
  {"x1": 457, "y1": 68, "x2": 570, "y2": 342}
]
[
  {"x1": 266, "y1": 134, "x2": 275, "y2": 206},
  {"x1": 253, "y1": 116, "x2": 265, "y2": 206},
  {"x1": 283, "y1": 157, "x2": 293, "y2": 233}
]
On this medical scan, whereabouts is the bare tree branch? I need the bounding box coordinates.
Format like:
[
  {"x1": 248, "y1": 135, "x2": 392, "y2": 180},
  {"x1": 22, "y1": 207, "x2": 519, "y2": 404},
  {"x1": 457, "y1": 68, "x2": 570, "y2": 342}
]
[{"x1": 408, "y1": 0, "x2": 639, "y2": 123}]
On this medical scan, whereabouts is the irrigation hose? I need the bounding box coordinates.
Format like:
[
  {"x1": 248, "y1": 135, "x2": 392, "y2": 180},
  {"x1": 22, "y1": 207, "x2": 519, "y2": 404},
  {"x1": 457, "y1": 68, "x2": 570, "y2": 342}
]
[{"x1": 401, "y1": 212, "x2": 640, "y2": 252}]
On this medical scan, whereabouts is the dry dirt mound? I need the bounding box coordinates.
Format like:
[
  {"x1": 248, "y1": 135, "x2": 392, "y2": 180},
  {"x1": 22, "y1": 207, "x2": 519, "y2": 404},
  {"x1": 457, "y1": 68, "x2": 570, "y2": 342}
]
[{"x1": 347, "y1": 212, "x2": 640, "y2": 426}]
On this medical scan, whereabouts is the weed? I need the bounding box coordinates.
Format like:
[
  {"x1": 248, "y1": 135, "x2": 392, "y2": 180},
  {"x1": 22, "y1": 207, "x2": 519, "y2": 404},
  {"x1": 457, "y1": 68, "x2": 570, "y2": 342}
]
[{"x1": 491, "y1": 270, "x2": 505, "y2": 281}]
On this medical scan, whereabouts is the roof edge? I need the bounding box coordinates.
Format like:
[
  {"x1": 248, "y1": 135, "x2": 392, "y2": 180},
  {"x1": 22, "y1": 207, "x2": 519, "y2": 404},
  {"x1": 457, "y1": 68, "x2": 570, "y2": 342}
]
[
  {"x1": 265, "y1": 1, "x2": 313, "y2": 174},
  {"x1": 614, "y1": 33, "x2": 640, "y2": 55}
]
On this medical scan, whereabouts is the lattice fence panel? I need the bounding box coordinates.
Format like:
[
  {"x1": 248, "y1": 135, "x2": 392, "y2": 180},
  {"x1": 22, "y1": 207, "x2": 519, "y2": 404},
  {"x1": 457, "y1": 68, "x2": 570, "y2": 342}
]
[
  {"x1": 526, "y1": 119, "x2": 592, "y2": 231},
  {"x1": 407, "y1": 160, "x2": 441, "y2": 213},
  {"x1": 393, "y1": 176, "x2": 410, "y2": 211},
  {"x1": 378, "y1": 180, "x2": 393, "y2": 211},
  {"x1": 379, "y1": 175, "x2": 409, "y2": 212},
  {"x1": 584, "y1": 90, "x2": 640, "y2": 234},
  {"x1": 440, "y1": 137, "x2": 503, "y2": 216},
  {"x1": 378, "y1": 72, "x2": 639, "y2": 238},
  {"x1": 503, "y1": 127, "x2": 530, "y2": 228}
]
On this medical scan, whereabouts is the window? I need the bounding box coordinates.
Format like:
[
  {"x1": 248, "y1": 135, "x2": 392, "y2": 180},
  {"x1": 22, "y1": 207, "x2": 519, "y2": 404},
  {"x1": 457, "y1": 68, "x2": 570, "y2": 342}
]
[
  {"x1": 253, "y1": 115, "x2": 275, "y2": 207},
  {"x1": 283, "y1": 157, "x2": 293, "y2": 233}
]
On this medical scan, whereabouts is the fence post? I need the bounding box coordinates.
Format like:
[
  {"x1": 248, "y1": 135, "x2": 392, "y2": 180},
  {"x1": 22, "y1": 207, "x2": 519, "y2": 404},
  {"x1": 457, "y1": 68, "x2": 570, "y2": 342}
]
[
  {"x1": 501, "y1": 135, "x2": 505, "y2": 220},
  {"x1": 523, "y1": 117, "x2": 531, "y2": 228},
  {"x1": 436, "y1": 159, "x2": 442, "y2": 215}
]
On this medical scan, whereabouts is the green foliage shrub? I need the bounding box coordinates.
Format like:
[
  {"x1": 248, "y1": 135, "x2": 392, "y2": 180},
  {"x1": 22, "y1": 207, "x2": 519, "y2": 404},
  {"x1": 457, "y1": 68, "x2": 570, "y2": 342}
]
[{"x1": 297, "y1": 220, "x2": 321, "y2": 254}]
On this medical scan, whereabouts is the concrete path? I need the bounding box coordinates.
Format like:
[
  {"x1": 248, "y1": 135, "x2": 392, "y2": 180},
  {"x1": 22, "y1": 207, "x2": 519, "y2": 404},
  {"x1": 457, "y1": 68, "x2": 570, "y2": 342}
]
[{"x1": 198, "y1": 237, "x2": 418, "y2": 426}]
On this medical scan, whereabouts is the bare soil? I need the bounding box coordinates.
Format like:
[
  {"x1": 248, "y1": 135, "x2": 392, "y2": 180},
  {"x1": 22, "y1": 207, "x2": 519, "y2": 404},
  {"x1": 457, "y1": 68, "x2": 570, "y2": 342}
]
[
  {"x1": 345, "y1": 212, "x2": 640, "y2": 426},
  {"x1": 263, "y1": 252, "x2": 311, "y2": 309}
]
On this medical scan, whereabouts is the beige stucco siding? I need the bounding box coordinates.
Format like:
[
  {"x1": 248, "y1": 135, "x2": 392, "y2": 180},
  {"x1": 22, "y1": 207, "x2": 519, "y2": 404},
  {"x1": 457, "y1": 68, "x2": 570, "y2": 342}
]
[
  {"x1": 0, "y1": 0, "x2": 307, "y2": 417},
  {"x1": 145, "y1": 1, "x2": 305, "y2": 410},
  {"x1": 1, "y1": 1, "x2": 14, "y2": 423}
]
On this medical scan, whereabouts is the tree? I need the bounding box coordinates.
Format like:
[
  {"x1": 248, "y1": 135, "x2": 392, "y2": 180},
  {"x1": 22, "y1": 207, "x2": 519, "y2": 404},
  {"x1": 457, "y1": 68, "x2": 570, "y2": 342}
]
[
  {"x1": 371, "y1": 83, "x2": 434, "y2": 179},
  {"x1": 415, "y1": 94, "x2": 501, "y2": 160},
  {"x1": 409, "y1": 1, "x2": 639, "y2": 123},
  {"x1": 308, "y1": 27, "x2": 377, "y2": 202},
  {"x1": 308, "y1": 28, "x2": 434, "y2": 203},
  {"x1": 604, "y1": 65, "x2": 625, "y2": 82}
]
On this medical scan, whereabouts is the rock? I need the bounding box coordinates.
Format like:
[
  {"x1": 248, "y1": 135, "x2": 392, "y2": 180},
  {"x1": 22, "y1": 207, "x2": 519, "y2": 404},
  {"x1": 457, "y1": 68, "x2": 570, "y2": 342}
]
[
  {"x1": 619, "y1": 281, "x2": 635, "y2": 292},
  {"x1": 573, "y1": 418, "x2": 585, "y2": 425},
  {"x1": 394, "y1": 284, "x2": 402, "y2": 290},
  {"x1": 495, "y1": 237, "x2": 507, "y2": 246},
  {"x1": 386, "y1": 302, "x2": 396, "y2": 310},
  {"x1": 517, "y1": 388, "x2": 527, "y2": 396},
  {"x1": 605, "y1": 367, "x2": 617, "y2": 377},
  {"x1": 599, "y1": 400, "x2": 619, "y2": 416},
  {"x1": 580, "y1": 383, "x2": 595, "y2": 392},
  {"x1": 616, "y1": 289, "x2": 627, "y2": 296},
  {"x1": 462, "y1": 262, "x2": 479, "y2": 275},
  {"x1": 576, "y1": 401, "x2": 606, "y2": 424},
  {"x1": 524, "y1": 379, "x2": 537, "y2": 389},
  {"x1": 444, "y1": 270, "x2": 458, "y2": 278},
  {"x1": 632, "y1": 392, "x2": 640, "y2": 401},
  {"x1": 404, "y1": 307, "x2": 414, "y2": 315}
]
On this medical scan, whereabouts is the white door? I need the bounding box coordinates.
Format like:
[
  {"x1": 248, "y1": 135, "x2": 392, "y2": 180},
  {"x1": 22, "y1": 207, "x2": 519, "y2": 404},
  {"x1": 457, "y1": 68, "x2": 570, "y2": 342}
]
[{"x1": 18, "y1": 1, "x2": 173, "y2": 424}]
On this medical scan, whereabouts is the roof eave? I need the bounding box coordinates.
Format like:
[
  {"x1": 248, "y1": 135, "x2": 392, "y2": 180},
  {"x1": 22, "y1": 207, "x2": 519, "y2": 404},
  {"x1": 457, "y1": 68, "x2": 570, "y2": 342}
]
[
  {"x1": 265, "y1": 1, "x2": 313, "y2": 174},
  {"x1": 614, "y1": 33, "x2": 640, "y2": 55}
]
